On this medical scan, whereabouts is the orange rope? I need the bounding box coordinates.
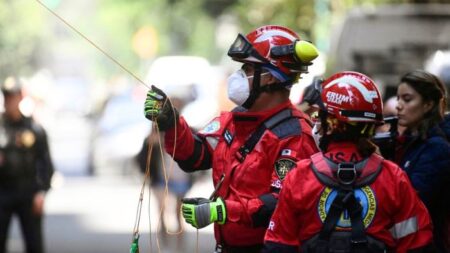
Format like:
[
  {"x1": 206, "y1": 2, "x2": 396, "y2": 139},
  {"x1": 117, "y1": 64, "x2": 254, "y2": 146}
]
[{"x1": 34, "y1": 2, "x2": 197, "y2": 252}]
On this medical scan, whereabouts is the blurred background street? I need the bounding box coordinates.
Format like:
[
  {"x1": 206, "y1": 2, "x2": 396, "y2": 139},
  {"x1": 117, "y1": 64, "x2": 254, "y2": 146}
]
[
  {"x1": 7, "y1": 174, "x2": 216, "y2": 253},
  {"x1": 1, "y1": 0, "x2": 449, "y2": 252}
]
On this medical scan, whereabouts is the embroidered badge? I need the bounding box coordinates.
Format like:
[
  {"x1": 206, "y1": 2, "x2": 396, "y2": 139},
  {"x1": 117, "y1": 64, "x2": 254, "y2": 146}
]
[
  {"x1": 274, "y1": 158, "x2": 296, "y2": 180},
  {"x1": 200, "y1": 121, "x2": 220, "y2": 134},
  {"x1": 318, "y1": 186, "x2": 377, "y2": 229}
]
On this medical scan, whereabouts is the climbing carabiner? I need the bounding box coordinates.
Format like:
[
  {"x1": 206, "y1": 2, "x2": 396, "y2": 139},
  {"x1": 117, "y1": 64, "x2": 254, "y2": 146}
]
[{"x1": 129, "y1": 234, "x2": 140, "y2": 253}]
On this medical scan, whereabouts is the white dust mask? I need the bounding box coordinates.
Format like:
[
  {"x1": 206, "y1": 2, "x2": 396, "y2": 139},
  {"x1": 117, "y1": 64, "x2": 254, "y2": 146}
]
[
  {"x1": 312, "y1": 122, "x2": 322, "y2": 150},
  {"x1": 227, "y1": 69, "x2": 250, "y2": 106}
]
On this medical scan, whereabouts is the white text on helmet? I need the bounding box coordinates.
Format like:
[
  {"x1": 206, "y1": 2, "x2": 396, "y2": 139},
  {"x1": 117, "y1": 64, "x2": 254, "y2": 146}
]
[
  {"x1": 326, "y1": 91, "x2": 351, "y2": 105},
  {"x1": 324, "y1": 76, "x2": 379, "y2": 103}
]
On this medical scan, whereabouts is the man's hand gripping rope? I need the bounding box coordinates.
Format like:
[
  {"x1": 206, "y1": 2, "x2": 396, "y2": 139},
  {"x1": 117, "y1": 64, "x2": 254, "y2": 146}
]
[
  {"x1": 144, "y1": 85, "x2": 179, "y2": 131},
  {"x1": 34, "y1": 2, "x2": 183, "y2": 251}
]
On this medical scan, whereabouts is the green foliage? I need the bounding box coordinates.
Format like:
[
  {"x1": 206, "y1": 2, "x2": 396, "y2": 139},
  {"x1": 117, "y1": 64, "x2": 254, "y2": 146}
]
[
  {"x1": 0, "y1": 1, "x2": 48, "y2": 79},
  {"x1": 1, "y1": 0, "x2": 446, "y2": 80},
  {"x1": 231, "y1": 0, "x2": 316, "y2": 40},
  {"x1": 91, "y1": 0, "x2": 219, "y2": 76},
  {"x1": 94, "y1": 0, "x2": 152, "y2": 76}
]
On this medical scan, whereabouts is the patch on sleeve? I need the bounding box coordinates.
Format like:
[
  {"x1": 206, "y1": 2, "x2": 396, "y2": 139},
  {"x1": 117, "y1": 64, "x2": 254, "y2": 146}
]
[
  {"x1": 223, "y1": 130, "x2": 233, "y2": 145},
  {"x1": 274, "y1": 158, "x2": 296, "y2": 180},
  {"x1": 280, "y1": 148, "x2": 297, "y2": 159},
  {"x1": 281, "y1": 149, "x2": 292, "y2": 156},
  {"x1": 199, "y1": 120, "x2": 221, "y2": 134}
]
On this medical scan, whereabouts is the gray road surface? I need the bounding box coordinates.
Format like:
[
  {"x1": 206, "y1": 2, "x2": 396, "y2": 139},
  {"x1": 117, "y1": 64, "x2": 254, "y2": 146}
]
[{"x1": 6, "y1": 175, "x2": 215, "y2": 253}]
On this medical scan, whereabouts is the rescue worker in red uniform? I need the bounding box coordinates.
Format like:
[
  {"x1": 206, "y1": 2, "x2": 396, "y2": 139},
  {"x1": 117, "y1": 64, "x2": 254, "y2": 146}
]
[
  {"x1": 263, "y1": 71, "x2": 434, "y2": 253},
  {"x1": 144, "y1": 25, "x2": 320, "y2": 253}
]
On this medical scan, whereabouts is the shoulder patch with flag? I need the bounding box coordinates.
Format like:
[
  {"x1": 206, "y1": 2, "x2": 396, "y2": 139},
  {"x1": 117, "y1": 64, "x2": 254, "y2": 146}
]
[
  {"x1": 280, "y1": 148, "x2": 297, "y2": 159},
  {"x1": 281, "y1": 149, "x2": 291, "y2": 156}
]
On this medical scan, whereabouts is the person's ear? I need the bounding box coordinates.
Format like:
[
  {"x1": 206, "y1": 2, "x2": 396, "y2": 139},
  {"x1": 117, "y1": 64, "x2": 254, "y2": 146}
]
[
  {"x1": 262, "y1": 73, "x2": 278, "y2": 86},
  {"x1": 423, "y1": 100, "x2": 435, "y2": 114}
]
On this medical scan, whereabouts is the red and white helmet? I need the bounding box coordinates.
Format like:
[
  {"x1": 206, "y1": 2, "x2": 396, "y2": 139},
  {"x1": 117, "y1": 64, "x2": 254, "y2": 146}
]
[
  {"x1": 228, "y1": 25, "x2": 317, "y2": 76},
  {"x1": 321, "y1": 71, "x2": 383, "y2": 124}
]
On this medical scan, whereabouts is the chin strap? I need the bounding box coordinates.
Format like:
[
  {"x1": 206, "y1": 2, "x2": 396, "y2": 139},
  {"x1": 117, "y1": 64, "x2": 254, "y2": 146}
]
[
  {"x1": 259, "y1": 81, "x2": 292, "y2": 92},
  {"x1": 242, "y1": 66, "x2": 292, "y2": 109},
  {"x1": 242, "y1": 66, "x2": 262, "y2": 109}
]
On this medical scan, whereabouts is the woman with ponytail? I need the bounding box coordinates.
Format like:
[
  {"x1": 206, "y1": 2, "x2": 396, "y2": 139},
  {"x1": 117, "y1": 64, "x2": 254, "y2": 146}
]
[{"x1": 395, "y1": 69, "x2": 450, "y2": 253}]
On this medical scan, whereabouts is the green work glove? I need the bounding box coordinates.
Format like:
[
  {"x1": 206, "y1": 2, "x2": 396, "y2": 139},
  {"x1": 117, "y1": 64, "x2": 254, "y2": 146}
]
[
  {"x1": 181, "y1": 197, "x2": 226, "y2": 229},
  {"x1": 144, "y1": 85, "x2": 178, "y2": 131}
]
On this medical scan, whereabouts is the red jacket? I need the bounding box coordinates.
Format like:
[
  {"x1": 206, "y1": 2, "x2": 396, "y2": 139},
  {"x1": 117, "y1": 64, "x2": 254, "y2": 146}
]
[
  {"x1": 164, "y1": 101, "x2": 318, "y2": 246},
  {"x1": 264, "y1": 142, "x2": 433, "y2": 253}
]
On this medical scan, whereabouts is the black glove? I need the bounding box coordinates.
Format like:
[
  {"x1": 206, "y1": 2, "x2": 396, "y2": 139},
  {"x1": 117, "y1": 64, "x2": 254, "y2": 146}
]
[{"x1": 144, "y1": 85, "x2": 179, "y2": 131}]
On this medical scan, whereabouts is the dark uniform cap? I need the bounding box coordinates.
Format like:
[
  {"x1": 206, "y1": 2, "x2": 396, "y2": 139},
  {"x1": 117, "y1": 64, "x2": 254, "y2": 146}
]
[{"x1": 1, "y1": 76, "x2": 23, "y2": 95}]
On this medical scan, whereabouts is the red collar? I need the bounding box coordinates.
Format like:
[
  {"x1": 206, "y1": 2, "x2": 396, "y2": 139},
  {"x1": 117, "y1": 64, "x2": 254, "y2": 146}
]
[
  {"x1": 232, "y1": 101, "x2": 293, "y2": 123},
  {"x1": 232, "y1": 101, "x2": 294, "y2": 136}
]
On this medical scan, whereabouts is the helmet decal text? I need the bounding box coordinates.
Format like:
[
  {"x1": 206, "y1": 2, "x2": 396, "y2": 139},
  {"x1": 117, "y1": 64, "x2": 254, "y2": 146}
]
[
  {"x1": 326, "y1": 91, "x2": 350, "y2": 105},
  {"x1": 324, "y1": 76, "x2": 379, "y2": 103}
]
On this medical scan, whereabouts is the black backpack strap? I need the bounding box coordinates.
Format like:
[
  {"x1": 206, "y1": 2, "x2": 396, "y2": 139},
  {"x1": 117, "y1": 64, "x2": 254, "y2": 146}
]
[
  {"x1": 315, "y1": 189, "x2": 370, "y2": 253},
  {"x1": 310, "y1": 153, "x2": 384, "y2": 252},
  {"x1": 315, "y1": 190, "x2": 349, "y2": 253},
  {"x1": 346, "y1": 192, "x2": 369, "y2": 253},
  {"x1": 236, "y1": 108, "x2": 294, "y2": 162}
]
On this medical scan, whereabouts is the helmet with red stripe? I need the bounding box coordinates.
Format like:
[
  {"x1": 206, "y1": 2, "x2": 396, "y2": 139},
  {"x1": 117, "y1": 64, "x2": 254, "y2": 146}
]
[
  {"x1": 228, "y1": 25, "x2": 318, "y2": 78},
  {"x1": 321, "y1": 71, "x2": 383, "y2": 124}
]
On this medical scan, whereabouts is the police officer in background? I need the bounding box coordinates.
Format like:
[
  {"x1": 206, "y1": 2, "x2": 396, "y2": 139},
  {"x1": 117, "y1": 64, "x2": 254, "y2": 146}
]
[
  {"x1": 0, "y1": 77, "x2": 54, "y2": 253},
  {"x1": 263, "y1": 71, "x2": 434, "y2": 253}
]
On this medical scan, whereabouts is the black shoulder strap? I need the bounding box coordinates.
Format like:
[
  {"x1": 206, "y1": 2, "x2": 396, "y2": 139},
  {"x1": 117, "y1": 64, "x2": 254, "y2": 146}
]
[
  {"x1": 235, "y1": 108, "x2": 294, "y2": 162},
  {"x1": 316, "y1": 189, "x2": 369, "y2": 253},
  {"x1": 309, "y1": 152, "x2": 386, "y2": 253},
  {"x1": 346, "y1": 192, "x2": 369, "y2": 253},
  {"x1": 315, "y1": 190, "x2": 348, "y2": 253}
]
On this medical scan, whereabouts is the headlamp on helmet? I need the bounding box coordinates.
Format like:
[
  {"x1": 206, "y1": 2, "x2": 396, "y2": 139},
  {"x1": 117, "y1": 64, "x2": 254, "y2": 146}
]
[
  {"x1": 270, "y1": 40, "x2": 318, "y2": 74},
  {"x1": 228, "y1": 26, "x2": 320, "y2": 77},
  {"x1": 228, "y1": 34, "x2": 319, "y2": 75}
]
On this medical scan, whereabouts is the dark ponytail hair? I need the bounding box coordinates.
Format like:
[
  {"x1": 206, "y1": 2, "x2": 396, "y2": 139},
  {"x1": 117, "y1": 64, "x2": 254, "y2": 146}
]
[
  {"x1": 400, "y1": 70, "x2": 446, "y2": 139},
  {"x1": 318, "y1": 111, "x2": 377, "y2": 158}
]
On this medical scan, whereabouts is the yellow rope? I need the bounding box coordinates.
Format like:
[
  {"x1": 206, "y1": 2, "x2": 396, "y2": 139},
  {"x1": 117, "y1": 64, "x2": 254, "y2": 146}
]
[{"x1": 33, "y1": 2, "x2": 197, "y2": 252}]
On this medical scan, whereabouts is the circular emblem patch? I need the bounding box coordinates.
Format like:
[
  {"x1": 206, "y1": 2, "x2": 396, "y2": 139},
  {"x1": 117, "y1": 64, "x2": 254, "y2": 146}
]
[
  {"x1": 200, "y1": 120, "x2": 220, "y2": 134},
  {"x1": 274, "y1": 158, "x2": 296, "y2": 180},
  {"x1": 317, "y1": 186, "x2": 377, "y2": 229}
]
